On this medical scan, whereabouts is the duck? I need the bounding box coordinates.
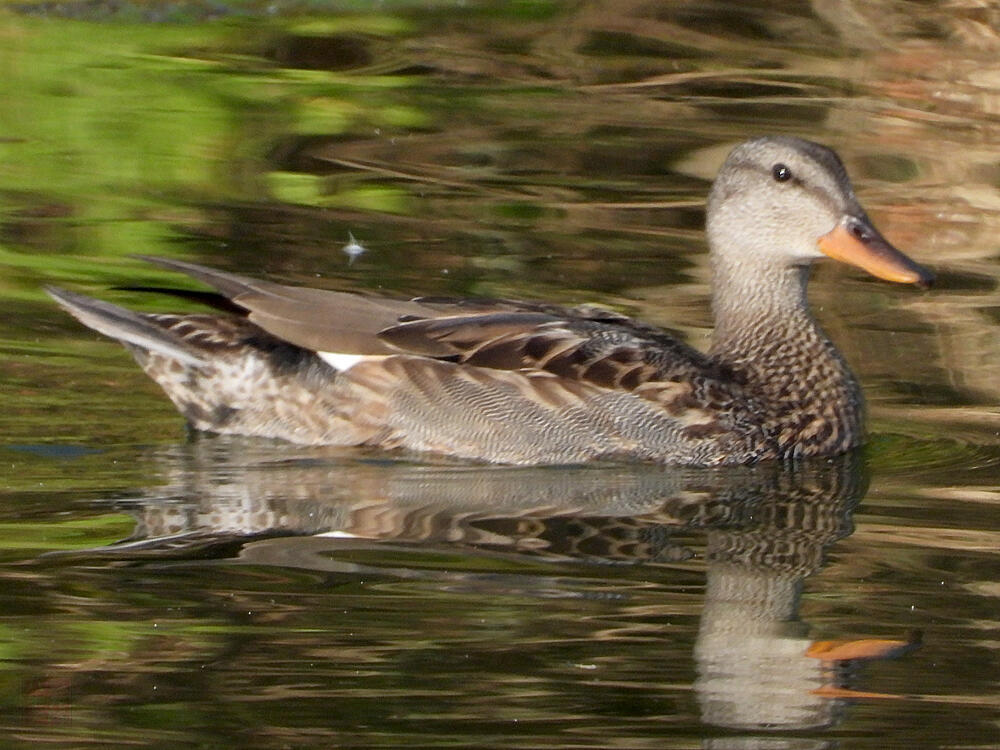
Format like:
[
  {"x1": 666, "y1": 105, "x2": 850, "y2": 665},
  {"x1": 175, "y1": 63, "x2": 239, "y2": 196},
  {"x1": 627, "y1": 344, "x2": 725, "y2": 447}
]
[{"x1": 46, "y1": 136, "x2": 933, "y2": 465}]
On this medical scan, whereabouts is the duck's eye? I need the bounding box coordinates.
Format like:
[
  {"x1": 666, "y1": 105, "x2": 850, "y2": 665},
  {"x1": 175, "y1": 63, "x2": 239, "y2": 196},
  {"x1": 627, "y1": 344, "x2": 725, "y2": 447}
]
[{"x1": 772, "y1": 164, "x2": 792, "y2": 182}]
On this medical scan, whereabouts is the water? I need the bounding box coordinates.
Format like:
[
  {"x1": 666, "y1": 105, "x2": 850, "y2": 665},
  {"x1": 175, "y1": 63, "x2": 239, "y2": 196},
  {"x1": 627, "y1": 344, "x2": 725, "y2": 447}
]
[{"x1": 2, "y1": 1, "x2": 1000, "y2": 747}]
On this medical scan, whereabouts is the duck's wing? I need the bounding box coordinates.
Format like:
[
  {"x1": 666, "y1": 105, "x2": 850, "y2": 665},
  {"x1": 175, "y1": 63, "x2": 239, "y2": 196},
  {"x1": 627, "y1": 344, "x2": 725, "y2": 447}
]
[
  {"x1": 135, "y1": 255, "x2": 465, "y2": 356},
  {"x1": 137, "y1": 256, "x2": 728, "y2": 398},
  {"x1": 137, "y1": 255, "x2": 580, "y2": 356},
  {"x1": 378, "y1": 305, "x2": 718, "y2": 393}
]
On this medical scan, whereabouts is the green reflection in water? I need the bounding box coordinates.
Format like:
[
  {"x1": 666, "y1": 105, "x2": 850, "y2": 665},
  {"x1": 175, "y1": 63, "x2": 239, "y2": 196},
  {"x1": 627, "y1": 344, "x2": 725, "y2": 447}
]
[
  {"x1": 0, "y1": 11, "x2": 424, "y2": 301},
  {"x1": 0, "y1": 514, "x2": 133, "y2": 555}
]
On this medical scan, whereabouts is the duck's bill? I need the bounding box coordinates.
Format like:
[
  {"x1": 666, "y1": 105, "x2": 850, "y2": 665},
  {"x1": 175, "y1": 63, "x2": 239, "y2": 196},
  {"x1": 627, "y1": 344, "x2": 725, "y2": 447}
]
[{"x1": 818, "y1": 217, "x2": 934, "y2": 288}]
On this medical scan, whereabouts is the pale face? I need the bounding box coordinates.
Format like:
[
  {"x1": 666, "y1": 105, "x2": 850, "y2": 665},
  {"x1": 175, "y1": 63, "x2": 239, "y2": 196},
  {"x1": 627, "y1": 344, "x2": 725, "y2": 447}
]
[
  {"x1": 706, "y1": 137, "x2": 858, "y2": 267},
  {"x1": 705, "y1": 137, "x2": 931, "y2": 288}
]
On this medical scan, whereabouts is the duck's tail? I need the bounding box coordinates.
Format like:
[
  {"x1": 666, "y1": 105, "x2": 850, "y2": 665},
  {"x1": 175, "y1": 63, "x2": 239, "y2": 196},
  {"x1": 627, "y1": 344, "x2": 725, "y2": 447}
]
[
  {"x1": 45, "y1": 287, "x2": 208, "y2": 368},
  {"x1": 46, "y1": 287, "x2": 375, "y2": 445}
]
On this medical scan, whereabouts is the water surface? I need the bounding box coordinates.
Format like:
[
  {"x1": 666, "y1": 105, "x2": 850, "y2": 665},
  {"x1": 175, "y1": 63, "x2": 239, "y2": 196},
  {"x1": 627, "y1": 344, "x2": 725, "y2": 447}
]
[{"x1": 2, "y1": 1, "x2": 999, "y2": 747}]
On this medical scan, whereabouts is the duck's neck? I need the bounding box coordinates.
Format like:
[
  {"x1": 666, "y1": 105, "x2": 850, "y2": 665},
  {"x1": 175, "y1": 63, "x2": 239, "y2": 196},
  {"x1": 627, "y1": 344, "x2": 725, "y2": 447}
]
[
  {"x1": 711, "y1": 262, "x2": 811, "y2": 353},
  {"x1": 709, "y1": 260, "x2": 864, "y2": 458}
]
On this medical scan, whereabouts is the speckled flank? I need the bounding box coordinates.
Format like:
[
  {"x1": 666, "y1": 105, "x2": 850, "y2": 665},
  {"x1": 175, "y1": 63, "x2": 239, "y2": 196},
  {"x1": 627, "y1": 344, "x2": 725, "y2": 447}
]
[
  {"x1": 46, "y1": 136, "x2": 931, "y2": 465},
  {"x1": 126, "y1": 314, "x2": 380, "y2": 447}
]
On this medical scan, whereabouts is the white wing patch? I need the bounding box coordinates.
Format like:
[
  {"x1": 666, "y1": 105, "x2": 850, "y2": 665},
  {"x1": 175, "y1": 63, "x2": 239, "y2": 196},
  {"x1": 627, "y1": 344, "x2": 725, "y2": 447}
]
[{"x1": 318, "y1": 351, "x2": 388, "y2": 372}]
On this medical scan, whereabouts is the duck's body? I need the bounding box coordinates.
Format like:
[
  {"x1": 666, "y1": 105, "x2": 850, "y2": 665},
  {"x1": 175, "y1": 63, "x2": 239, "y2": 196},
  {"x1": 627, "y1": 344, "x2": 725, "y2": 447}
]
[{"x1": 47, "y1": 137, "x2": 932, "y2": 465}]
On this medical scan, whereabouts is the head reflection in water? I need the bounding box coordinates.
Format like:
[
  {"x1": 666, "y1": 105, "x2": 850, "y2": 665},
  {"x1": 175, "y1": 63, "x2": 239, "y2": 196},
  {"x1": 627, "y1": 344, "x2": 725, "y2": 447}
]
[{"x1": 691, "y1": 457, "x2": 918, "y2": 732}]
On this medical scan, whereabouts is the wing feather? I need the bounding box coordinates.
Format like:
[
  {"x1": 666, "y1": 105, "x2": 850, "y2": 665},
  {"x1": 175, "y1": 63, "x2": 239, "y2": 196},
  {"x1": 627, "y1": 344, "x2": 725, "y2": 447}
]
[
  {"x1": 377, "y1": 308, "x2": 732, "y2": 405},
  {"x1": 131, "y1": 256, "x2": 740, "y2": 410}
]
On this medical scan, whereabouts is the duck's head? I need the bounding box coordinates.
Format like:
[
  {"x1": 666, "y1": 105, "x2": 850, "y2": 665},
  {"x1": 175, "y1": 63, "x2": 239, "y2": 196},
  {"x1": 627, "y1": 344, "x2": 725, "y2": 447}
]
[{"x1": 706, "y1": 136, "x2": 933, "y2": 288}]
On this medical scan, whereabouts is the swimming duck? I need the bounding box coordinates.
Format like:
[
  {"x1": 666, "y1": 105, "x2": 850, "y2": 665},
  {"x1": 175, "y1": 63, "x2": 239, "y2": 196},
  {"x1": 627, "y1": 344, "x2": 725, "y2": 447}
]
[{"x1": 47, "y1": 136, "x2": 933, "y2": 465}]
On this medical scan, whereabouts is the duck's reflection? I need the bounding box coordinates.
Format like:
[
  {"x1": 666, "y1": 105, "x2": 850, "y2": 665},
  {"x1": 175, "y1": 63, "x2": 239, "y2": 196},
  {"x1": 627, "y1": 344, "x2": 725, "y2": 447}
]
[
  {"x1": 106, "y1": 439, "x2": 916, "y2": 734},
  {"x1": 693, "y1": 461, "x2": 906, "y2": 733}
]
